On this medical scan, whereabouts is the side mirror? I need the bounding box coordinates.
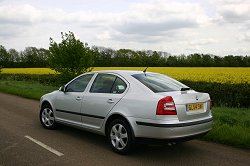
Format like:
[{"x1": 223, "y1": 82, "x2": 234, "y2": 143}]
[{"x1": 59, "y1": 86, "x2": 66, "y2": 92}]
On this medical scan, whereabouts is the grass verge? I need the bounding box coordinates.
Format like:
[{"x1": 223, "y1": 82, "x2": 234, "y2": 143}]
[
  {"x1": 0, "y1": 79, "x2": 249, "y2": 149},
  {"x1": 203, "y1": 107, "x2": 250, "y2": 148},
  {"x1": 0, "y1": 80, "x2": 57, "y2": 100}
]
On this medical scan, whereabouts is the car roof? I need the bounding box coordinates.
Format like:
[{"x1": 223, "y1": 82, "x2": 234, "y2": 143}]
[{"x1": 93, "y1": 70, "x2": 155, "y2": 76}]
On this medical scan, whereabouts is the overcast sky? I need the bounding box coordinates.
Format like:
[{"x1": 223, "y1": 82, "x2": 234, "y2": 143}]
[{"x1": 0, "y1": 0, "x2": 250, "y2": 56}]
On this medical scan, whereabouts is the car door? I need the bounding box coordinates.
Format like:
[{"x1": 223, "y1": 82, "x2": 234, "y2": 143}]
[
  {"x1": 54, "y1": 74, "x2": 94, "y2": 125},
  {"x1": 81, "y1": 73, "x2": 128, "y2": 129}
]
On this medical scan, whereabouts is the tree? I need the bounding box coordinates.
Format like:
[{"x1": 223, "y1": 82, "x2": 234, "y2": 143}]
[
  {"x1": 166, "y1": 56, "x2": 178, "y2": 66},
  {"x1": 150, "y1": 51, "x2": 162, "y2": 66},
  {"x1": 48, "y1": 32, "x2": 94, "y2": 77},
  {"x1": 0, "y1": 45, "x2": 10, "y2": 67},
  {"x1": 187, "y1": 54, "x2": 202, "y2": 66},
  {"x1": 213, "y1": 56, "x2": 223, "y2": 67},
  {"x1": 37, "y1": 48, "x2": 49, "y2": 67},
  {"x1": 20, "y1": 47, "x2": 39, "y2": 67},
  {"x1": 8, "y1": 48, "x2": 20, "y2": 67},
  {"x1": 202, "y1": 54, "x2": 213, "y2": 67},
  {"x1": 223, "y1": 55, "x2": 235, "y2": 67},
  {"x1": 115, "y1": 49, "x2": 132, "y2": 66},
  {"x1": 92, "y1": 46, "x2": 115, "y2": 67}
]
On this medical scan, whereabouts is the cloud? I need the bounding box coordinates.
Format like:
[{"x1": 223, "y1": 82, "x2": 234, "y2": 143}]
[
  {"x1": 0, "y1": 4, "x2": 111, "y2": 42},
  {"x1": 113, "y1": 1, "x2": 209, "y2": 36},
  {"x1": 0, "y1": 4, "x2": 110, "y2": 26},
  {"x1": 0, "y1": 0, "x2": 249, "y2": 55},
  {"x1": 213, "y1": 0, "x2": 250, "y2": 23},
  {"x1": 96, "y1": 31, "x2": 112, "y2": 41},
  {"x1": 0, "y1": 24, "x2": 25, "y2": 38},
  {"x1": 189, "y1": 38, "x2": 219, "y2": 46},
  {"x1": 114, "y1": 19, "x2": 197, "y2": 36},
  {"x1": 109, "y1": 31, "x2": 166, "y2": 43},
  {"x1": 0, "y1": 1, "x2": 209, "y2": 38},
  {"x1": 239, "y1": 31, "x2": 250, "y2": 42},
  {"x1": 0, "y1": 4, "x2": 41, "y2": 24}
]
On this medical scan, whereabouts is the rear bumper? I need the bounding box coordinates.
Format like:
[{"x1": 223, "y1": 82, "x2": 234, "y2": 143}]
[
  {"x1": 129, "y1": 116, "x2": 213, "y2": 139},
  {"x1": 135, "y1": 132, "x2": 209, "y2": 145}
]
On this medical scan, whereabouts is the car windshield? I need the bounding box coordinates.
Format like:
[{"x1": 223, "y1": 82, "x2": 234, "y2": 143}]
[{"x1": 132, "y1": 73, "x2": 189, "y2": 93}]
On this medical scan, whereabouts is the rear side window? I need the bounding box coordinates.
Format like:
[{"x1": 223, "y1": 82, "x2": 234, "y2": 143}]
[
  {"x1": 90, "y1": 74, "x2": 127, "y2": 94},
  {"x1": 111, "y1": 77, "x2": 127, "y2": 94},
  {"x1": 132, "y1": 73, "x2": 189, "y2": 93}
]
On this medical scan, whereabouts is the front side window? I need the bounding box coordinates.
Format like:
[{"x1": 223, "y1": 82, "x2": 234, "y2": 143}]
[
  {"x1": 66, "y1": 74, "x2": 94, "y2": 92},
  {"x1": 132, "y1": 73, "x2": 189, "y2": 93},
  {"x1": 90, "y1": 74, "x2": 127, "y2": 94}
]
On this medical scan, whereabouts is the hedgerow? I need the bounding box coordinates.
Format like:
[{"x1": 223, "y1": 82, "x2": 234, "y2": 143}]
[{"x1": 1, "y1": 74, "x2": 249, "y2": 108}]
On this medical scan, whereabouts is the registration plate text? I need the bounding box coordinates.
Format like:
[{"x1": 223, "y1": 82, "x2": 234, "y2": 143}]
[{"x1": 187, "y1": 103, "x2": 204, "y2": 112}]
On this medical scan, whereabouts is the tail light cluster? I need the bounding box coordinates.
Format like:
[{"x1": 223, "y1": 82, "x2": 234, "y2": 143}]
[{"x1": 156, "y1": 96, "x2": 177, "y2": 115}]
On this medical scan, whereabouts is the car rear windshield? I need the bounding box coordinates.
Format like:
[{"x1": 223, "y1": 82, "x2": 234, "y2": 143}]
[{"x1": 132, "y1": 73, "x2": 189, "y2": 93}]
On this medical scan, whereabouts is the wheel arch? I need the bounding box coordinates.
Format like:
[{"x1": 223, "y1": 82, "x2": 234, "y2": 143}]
[
  {"x1": 41, "y1": 100, "x2": 53, "y2": 110},
  {"x1": 104, "y1": 113, "x2": 135, "y2": 138}
]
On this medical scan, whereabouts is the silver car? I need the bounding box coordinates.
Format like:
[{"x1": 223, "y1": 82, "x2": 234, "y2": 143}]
[{"x1": 39, "y1": 70, "x2": 213, "y2": 154}]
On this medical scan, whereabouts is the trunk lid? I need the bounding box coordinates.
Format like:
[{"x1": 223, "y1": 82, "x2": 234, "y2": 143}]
[{"x1": 157, "y1": 90, "x2": 211, "y2": 121}]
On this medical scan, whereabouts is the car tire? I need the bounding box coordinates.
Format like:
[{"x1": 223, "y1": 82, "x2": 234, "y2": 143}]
[
  {"x1": 108, "y1": 119, "x2": 134, "y2": 154},
  {"x1": 40, "y1": 104, "x2": 57, "y2": 129}
]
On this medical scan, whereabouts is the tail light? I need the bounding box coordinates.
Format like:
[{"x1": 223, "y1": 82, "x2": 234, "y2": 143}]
[{"x1": 156, "y1": 96, "x2": 177, "y2": 115}]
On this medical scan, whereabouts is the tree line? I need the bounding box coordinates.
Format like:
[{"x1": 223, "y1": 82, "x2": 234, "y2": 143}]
[
  {"x1": 1, "y1": 44, "x2": 250, "y2": 68},
  {"x1": 0, "y1": 45, "x2": 49, "y2": 68}
]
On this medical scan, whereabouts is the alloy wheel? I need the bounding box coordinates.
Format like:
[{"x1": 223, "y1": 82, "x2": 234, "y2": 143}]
[
  {"x1": 41, "y1": 108, "x2": 55, "y2": 127},
  {"x1": 110, "y1": 124, "x2": 128, "y2": 150}
]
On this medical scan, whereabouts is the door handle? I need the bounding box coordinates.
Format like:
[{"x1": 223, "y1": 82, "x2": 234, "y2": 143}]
[
  {"x1": 107, "y1": 99, "x2": 114, "y2": 104},
  {"x1": 76, "y1": 96, "x2": 82, "y2": 101}
]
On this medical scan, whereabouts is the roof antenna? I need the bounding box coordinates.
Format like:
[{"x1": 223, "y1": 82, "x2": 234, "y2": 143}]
[{"x1": 143, "y1": 67, "x2": 148, "y2": 75}]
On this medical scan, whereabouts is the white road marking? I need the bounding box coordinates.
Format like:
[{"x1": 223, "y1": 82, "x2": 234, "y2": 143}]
[{"x1": 25, "y1": 135, "x2": 64, "y2": 157}]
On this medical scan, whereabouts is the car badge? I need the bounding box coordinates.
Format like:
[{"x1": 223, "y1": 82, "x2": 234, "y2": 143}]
[{"x1": 195, "y1": 95, "x2": 198, "y2": 100}]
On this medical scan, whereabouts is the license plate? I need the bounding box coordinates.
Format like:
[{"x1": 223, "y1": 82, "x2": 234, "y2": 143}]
[{"x1": 187, "y1": 103, "x2": 204, "y2": 112}]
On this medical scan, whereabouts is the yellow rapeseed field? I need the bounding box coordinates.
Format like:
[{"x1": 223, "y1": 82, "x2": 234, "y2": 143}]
[
  {"x1": 2, "y1": 67, "x2": 250, "y2": 84},
  {"x1": 94, "y1": 67, "x2": 250, "y2": 84},
  {"x1": 2, "y1": 68, "x2": 56, "y2": 74}
]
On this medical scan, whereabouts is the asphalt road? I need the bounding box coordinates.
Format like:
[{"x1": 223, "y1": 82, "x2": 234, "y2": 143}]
[{"x1": 0, "y1": 92, "x2": 249, "y2": 166}]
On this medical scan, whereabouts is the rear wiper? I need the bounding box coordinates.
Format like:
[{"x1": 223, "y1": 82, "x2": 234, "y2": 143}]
[{"x1": 181, "y1": 87, "x2": 191, "y2": 91}]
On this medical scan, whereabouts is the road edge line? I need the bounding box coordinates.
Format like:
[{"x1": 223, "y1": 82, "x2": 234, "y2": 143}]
[{"x1": 25, "y1": 135, "x2": 64, "y2": 157}]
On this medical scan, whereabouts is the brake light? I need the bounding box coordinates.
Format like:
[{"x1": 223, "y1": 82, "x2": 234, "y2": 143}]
[{"x1": 156, "y1": 96, "x2": 177, "y2": 115}]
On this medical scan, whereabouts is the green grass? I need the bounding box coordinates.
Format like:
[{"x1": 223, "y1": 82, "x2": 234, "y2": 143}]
[
  {"x1": 0, "y1": 79, "x2": 249, "y2": 149},
  {"x1": 0, "y1": 80, "x2": 57, "y2": 100},
  {"x1": 203, "y1": 107, "x2": 250, "y2": 148}
]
